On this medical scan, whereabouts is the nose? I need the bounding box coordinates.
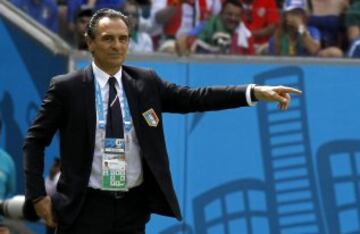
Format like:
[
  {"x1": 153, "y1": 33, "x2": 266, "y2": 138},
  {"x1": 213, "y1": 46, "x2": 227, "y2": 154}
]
[
  {"x1": 112, "y1": 38, "x2": 123, "y2": 50},
  {"x1": 226, "y1": 13, "x2": 240, "y2": 23},
  {"x1": 229, "y1": 14, "x2": 237, "y2": 20}
]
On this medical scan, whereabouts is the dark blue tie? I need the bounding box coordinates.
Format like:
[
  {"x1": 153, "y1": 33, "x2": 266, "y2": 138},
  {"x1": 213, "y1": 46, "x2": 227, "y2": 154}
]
[{"x1": 106, "y1": 77, "x2": 124, "y2": 138}]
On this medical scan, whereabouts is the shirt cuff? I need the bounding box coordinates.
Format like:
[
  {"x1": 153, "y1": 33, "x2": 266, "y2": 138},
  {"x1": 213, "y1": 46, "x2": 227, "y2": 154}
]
[{"x1": 246, "y1": 84, "x2": 257, "y2": 106}]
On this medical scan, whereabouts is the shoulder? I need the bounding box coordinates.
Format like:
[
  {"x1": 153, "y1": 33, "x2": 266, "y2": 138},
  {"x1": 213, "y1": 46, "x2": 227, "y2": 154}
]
[
  {"x1": 51, "y1": 68, "x2": 86, "y2": 87},
  {"x1": 123, "y1": 65, "x2": 164, "y2": 86},
  {"x1": 123, "y1": 65, "x2": 154, "y2": 77}
]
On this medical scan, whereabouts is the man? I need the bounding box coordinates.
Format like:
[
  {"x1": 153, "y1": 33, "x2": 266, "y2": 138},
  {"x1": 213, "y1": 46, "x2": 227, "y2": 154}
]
[
  {"x1": 0, "y1": 118, "x2": 16, "y2": 234},
  {"x1": 23, "y1": 8, "x2": 301, "y2": 234},
  {"x1": 345, "y1": 0, "x2": 360, "y2": 58},
  {"x1": 191, "y1": 0, "x2": 254, "y2": 55},
  {"x1": 345, "y1": 0, "x2": 360, "y2": 43},
  {"x1": 122, "y1": 0, "x2": 153, "y2": 53},
  {"x1": 268, "y1": 0, "x2": 343, "y2": 57},
  {"x1": 268, "y1": 0, "x2": 321, "y2": 56},
  {"x1": 71, "y1": 6, "x2": 93, "y2": 50},
  {"x1": 309, "y1": 0, "x2": 348, "y2": 48},
  {"x1": 240, "y1": 0, "x2": 280, "y2": 54},
  {"x1": 151, "y1": 0, "x2": 222, "y2": 52}
]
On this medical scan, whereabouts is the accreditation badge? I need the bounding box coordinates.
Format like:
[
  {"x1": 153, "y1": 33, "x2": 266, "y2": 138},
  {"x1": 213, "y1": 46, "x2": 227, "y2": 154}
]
[{"x1": 102, "y1": 138, "x2": 127, "y2": 191}]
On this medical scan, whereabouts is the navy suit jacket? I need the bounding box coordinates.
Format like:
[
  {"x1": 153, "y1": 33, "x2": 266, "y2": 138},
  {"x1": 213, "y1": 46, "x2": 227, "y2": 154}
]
[{"x1": 23, "y1": 65, "x2": 250, "y2": 227}]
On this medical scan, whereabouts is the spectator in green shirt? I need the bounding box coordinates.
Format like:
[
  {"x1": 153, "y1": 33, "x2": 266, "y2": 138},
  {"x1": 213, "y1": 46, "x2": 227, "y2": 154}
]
[{"x1": 191, "y1": 0, "x2": 255, "y2": 55}]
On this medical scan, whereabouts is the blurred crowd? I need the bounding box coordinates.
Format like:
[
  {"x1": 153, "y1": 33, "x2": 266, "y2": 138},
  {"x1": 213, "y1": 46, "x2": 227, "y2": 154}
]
[{"x1": 8, "y1": 0, "x2": 360, "y2": 58}]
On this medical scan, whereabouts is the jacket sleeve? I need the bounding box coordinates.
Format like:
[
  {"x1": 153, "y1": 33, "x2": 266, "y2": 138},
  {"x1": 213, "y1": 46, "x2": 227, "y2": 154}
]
[
  {"x1": 23, "y1": 77, "x2": 65, "y2": 200},
  {"x1": 150, "y1": 70, "x2": 250, "y2": 113}
]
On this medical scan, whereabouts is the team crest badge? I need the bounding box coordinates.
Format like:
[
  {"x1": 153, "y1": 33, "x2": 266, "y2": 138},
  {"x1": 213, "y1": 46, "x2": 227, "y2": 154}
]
[{"x1": 142, "y1": 108, "x2": 159, "y2": 127}]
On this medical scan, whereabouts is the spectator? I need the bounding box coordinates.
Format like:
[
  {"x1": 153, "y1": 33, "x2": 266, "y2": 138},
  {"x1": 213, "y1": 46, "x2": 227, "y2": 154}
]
[
  {"x1": 57, "y1": 0, "x2": 70, "y2": 42},
  {"x1": 0, "y1": 118, "x2": 16, "y2": 234},
  {"x1": 122, "y1": 0, "x2": 154, "y2": 52},
  {"x1": 150, "y1": 0, "x2": 222, "y2": 53},
  {"x1": 345, "y1": 0, "x2": 360, "y2": 43},
  {"x1": 240, "y1": 0, "x2": 280, "y2": 54},
  {"x1": 68, "y1": 6, "x2": 93, "y2": 50},
  {"x1": 268, "y1": 0, "x2": 343, "y2": 57},
  {"x1": 67, "y1": 0, "x2": 125, "y2": 29},
  {"x1": 308, "y1": 0, "x2": 349, "y2": 49},
  {"x1": 87, "y1": 0, "x2": 126, "y2": 9},
  {"x1": 347, "y1": 37, "x2": 360, "y2": 57},
  {"x1": 191, "y1": 0, "x2": 254, "y2": 55},
  {"x1": 11, "y1": 0, "x2": 59, "y2": 33}
]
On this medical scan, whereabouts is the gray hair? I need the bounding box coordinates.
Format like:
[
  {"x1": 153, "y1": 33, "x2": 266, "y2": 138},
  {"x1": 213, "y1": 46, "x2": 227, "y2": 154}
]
[{"x1": 85, "y1": 8, "x2": 129, "y2": 40}]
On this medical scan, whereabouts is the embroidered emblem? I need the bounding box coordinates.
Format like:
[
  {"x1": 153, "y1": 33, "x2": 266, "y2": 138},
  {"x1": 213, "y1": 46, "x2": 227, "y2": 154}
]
[{"x1": 142, "y1": 108, "x2": 159, "y2": 127}]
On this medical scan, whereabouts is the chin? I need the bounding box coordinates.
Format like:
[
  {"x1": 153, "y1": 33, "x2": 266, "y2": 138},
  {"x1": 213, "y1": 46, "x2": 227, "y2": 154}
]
[{"x1": 109, "y1": 58, "x2": 123, "y2": 64}]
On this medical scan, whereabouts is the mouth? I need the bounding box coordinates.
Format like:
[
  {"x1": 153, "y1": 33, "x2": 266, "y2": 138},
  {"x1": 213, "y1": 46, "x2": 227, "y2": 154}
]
[{"x1": 109, "y1": 54, "x2": 122, "y2": 58}]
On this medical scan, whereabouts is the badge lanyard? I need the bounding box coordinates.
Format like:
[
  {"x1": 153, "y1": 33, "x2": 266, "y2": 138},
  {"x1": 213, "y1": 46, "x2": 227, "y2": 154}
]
[
  {"x1": 94, "y1": 78, "x2": 132, "y2": 191},
  {"x1": 94, "y1": 80, "x2": 132, "y2": 131}
]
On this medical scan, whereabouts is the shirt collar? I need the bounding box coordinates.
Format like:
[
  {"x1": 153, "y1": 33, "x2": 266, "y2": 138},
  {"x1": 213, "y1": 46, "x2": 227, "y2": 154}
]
[{"x1": 92, "y1": 62, "x2": 122, "y2": 88}]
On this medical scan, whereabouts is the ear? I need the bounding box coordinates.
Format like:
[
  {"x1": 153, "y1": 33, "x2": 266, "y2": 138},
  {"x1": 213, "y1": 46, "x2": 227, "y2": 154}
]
[{"x1": 86, "y1": 36, "x2": 94, "y2": 53}]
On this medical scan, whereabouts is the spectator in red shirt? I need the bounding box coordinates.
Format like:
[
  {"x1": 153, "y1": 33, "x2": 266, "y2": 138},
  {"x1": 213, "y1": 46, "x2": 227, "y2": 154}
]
[
  {"x1": 241, "y1": 0, "x2": 280, "y2": 54},
  {"x1": 150, "y1": 0, "x2": 222, "y2": 52}
]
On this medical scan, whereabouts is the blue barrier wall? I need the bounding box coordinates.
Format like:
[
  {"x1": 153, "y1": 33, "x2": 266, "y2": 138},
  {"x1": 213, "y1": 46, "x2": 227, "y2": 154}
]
[{"x1": 1, "y1": 28, "x2": 360, "y2": 233}]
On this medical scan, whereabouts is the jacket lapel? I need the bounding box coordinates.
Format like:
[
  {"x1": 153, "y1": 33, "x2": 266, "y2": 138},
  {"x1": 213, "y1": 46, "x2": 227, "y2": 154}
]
[
  {"x1": 122, "y1": 68, "x2": 143, "y2": 144},
  {"x1": 83, "y1": 65, "x2": 96, "y2": 153}
]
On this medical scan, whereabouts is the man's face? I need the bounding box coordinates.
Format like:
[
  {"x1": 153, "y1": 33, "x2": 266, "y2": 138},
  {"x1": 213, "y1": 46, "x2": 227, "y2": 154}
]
[
  {"x1": 221, "y1": 3, "x2": 242, "y2": 33},
  {"x1": 87, "y1": 17, "x2": 129, "y2": 72},
  {"x1": 75, "y1": 16, "x2": 91, "y2": 36}
]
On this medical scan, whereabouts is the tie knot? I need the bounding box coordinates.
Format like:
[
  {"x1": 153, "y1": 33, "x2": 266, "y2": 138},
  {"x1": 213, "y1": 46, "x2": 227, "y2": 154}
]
[{"x1": 108, "y1": 77, "x2": 116, "y2": 87}]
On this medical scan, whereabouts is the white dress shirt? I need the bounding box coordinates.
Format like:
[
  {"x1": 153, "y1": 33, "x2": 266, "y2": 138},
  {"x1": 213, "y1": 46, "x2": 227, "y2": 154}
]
[{"x1": 88, "y1": 62, "x2": 143, "y2": 190}]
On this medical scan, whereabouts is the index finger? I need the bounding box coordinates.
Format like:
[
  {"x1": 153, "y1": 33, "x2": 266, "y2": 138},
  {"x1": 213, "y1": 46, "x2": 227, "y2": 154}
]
[{"x1": 276, "y1": 86, "x2": 302, "y2": 95}]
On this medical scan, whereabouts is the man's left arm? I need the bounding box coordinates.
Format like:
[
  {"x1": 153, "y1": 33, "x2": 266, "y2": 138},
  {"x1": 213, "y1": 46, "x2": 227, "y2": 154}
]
[
  {"x1": 154, "y1": 73, "x2": 250, "y2": 113},
  {"x1": 151, "y1": 70, "x2": 302, "y2": 112}
]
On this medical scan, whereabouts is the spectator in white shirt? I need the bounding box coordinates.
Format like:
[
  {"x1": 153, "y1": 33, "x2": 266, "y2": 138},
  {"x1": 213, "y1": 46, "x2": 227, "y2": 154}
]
[{"x1": 122, "y1": 0, "x2": 154, "y2": 53}]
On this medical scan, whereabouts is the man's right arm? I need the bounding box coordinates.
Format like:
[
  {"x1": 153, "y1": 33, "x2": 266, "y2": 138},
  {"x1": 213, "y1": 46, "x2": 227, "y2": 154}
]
[{"x1": 23, "y1": 77, "x2": 64, "y2": 225}]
